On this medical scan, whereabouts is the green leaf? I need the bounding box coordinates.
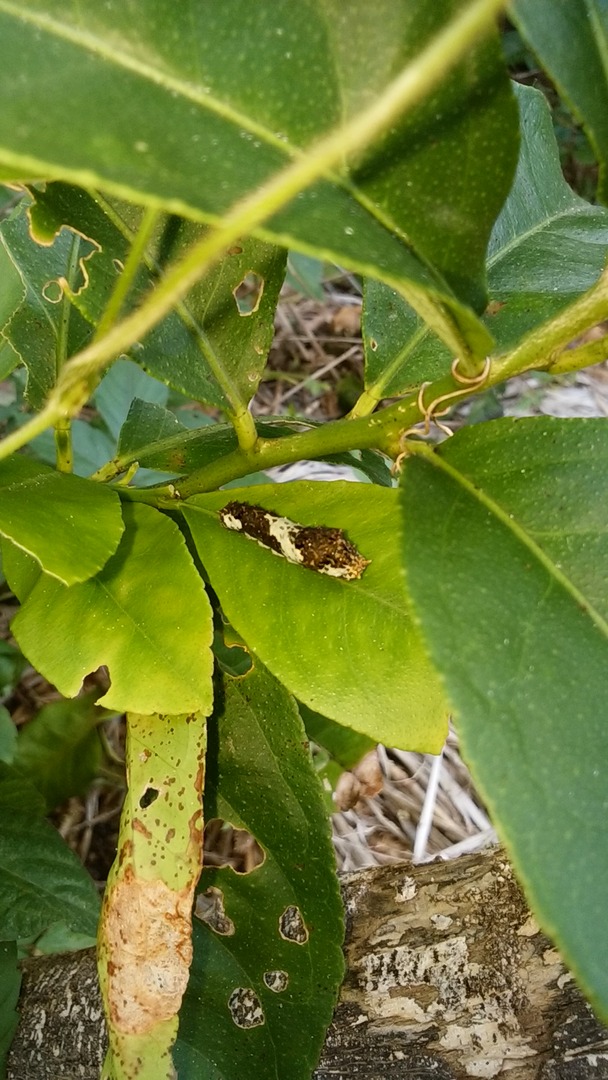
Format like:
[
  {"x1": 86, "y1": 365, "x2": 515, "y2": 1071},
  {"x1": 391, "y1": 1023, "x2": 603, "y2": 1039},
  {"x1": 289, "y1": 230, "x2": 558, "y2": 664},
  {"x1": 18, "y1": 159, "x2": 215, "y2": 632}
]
[
  {"x1": 182, "y1": 481, "x2": 448, "y2": 750},
  {"x1": 12, "y1": 692, "x2": 106, "y2": 810},
  {"x1": 400, "y1": 417, "x2": 608, "y2": 1020},
  {"x1": 485, "y1": 83, "x2": 608, "y2": 349},
  {"x1": 118, "y1": 398, "x2": 187, "y2": 461},
  {"x1": 94, "y1": 358, "x2": 169, "y2": 440},
  {"x1": 0, "y1": 195, "x2": 95, "y2": 407},
  {"x1": 0, "y1": 456, "x2": 124, "y2": 584},
  {"x1": 362, "y1": 83, "x2": 608, "y2": 397},
  {"x1": 98, "y1": 709, "x2": 208, "y2": 1079},
  {"x1": 0, "y1": 776, "x2": 100, "y2": 938},
  {"x1": 176, "y1": 661, "x2": 344, "y2": 1080},
  {"x1": 512, "y1": 0, "x2": 608, "y2": 204},
  {"x1": 0, "y1": 2, "x2": 519, "y2": 359},
  {"x1": 0, "y1": 540, "x2": 41, "y2": 603},
  {"x1": 0, "y1": 640, "x2": 27, "y2": 699},
  {"x1": 0, "y1": 335, "x2": 20, "y2": 380},
  {"x1": 0, "y1": 707, "x2": 16, "y2": 766},
  {"x1": 0, "y1": 763, "x2": 46, "y2": 817},
  {"x1": 29, "y1": 185, "x2": 287, "y2": 411},
  {"x1": 11, "y1": 502, "x2": 214, "y2": 715},
  {"x1": 298, "y1": 701, "x2": 376, "y2": 771},
  {"x1": 0, "y1": 940, "x2": 21, "y2": 1078}
]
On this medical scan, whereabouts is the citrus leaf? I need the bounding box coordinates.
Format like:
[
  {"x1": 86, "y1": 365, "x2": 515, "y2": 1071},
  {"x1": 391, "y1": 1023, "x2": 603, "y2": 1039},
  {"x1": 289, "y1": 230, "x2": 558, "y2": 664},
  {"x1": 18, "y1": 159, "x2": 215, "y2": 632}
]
[
  {"x1": 182, "y1": 481, "x2": 448, "y2": 750},
  {"x1": 400, "y1": 417, "x2": 608, "y2": 1020},
  {"x1": 0, "y1": 195, "x2": 95, "y2": 407},
  {"x1": 0, "y1": 705, "x2": 16, "y2": 765},
  {"x1": 12, "y1": 692, "x2": 106, "y2": 810},
  {"x1": 11, "y1": 502, "x2": 214, "y2": 715},
  {"x1": 0, "y1": 940, "x2": 21, "y2": 1077},
  {"x1": 0, "y1": 777, "x2": 100, "y2": 938},
  {"x1": 0, "y1": 456, "x2": 124, "y2": 584},
  {"x1": 485, "y1": 83, "x2": 608, "y2": 349},
  {"x1": 98, "y1": 710, "x2": 207, "y2": 1080},
  {"x1": 512, "y1": 0, "x2": 608, "y2": 204},
  {"x1": 94, "y1": 358, "x2": 169, "y2": 440},
  {"x1": 28, "y1": 184, "x2": 287, "y2": 411},
  {"x1": 0, "y1": 540, "x2": 41, "y2": 603},
  {"x1": 0, "y1": 1, "x2": 520, "y2": 358},
  {"x1": 362, "y1": 83, "x2": 608, "y2": 397},
  {"x1": 117, "y1": 398, "x2": 187, "y2": 460},
  {"x1": 298, "y1": 702, "x2": 376, "y2": 771},
  {"x1": 176, "y1": 661, "x2": 344, "y2": 1080}
]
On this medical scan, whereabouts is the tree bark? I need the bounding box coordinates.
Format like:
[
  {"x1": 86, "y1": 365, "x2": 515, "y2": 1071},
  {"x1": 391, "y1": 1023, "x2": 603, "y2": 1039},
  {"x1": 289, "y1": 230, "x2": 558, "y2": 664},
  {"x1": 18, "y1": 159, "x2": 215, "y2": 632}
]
[{"x1": 7, "y1": 849, "x2": 608, "y2": 1080}]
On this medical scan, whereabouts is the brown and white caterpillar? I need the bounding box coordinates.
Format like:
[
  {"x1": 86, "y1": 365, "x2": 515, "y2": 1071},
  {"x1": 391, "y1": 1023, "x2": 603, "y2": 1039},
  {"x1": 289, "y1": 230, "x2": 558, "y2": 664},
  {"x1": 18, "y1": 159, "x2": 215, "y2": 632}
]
[{"x1": 219, "y1": 501, "x2": 370, "y2": 581}]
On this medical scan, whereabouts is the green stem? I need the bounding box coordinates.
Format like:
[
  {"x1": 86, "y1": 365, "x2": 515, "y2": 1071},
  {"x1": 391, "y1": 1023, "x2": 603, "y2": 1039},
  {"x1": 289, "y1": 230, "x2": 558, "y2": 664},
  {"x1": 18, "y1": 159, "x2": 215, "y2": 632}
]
[
  {"x1": 347, "y1": 324, "x2": 436, "y2": 419},
  {"x1": 94, "y1": 206, "x2": 160, "y2": 341},
  {"x1": 54, "y1": 234, "x2": 80, "y2": 472},
  {"x1": 491, "y1": 266, "x2": 608, "y2": 382},
  {"x1": 545, "y1": 335, "x2": 608, "y2": 376},
  {"x1": 0, "y1": 0, "x2": 507, "y2": 464},
  {"x1": 91, "y1": 193, "x2": 259, "y2": 442}
]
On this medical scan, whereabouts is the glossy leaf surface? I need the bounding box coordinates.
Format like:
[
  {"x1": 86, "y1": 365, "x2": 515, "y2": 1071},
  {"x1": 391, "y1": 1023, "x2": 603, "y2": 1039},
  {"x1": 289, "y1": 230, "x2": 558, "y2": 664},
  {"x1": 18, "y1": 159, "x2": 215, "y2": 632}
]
[
  {"x1": 362, "y1": 83, "x2": 608, "y2": 396},
  {"x1": 400, "y1": 417, "x2": 608, "y2": 1018},
  {"x1": 512, "y1": 0, "x2": 608, "y2": 203},
  {"x1": 11, "y1": 503, "x2": 214, "y2": 714},
  {"x1": 176, "y1": 661, "x2": 344, "y2": 1080},
  {"x1": 0, "y1": 1, "x2": 520, "y2": 358},
  {"x1": 0, "y1": 456, "x2": 124, "y2": 584},
  {"x1": 183, "y1": 481, "x2": 448, "y2": 750}
]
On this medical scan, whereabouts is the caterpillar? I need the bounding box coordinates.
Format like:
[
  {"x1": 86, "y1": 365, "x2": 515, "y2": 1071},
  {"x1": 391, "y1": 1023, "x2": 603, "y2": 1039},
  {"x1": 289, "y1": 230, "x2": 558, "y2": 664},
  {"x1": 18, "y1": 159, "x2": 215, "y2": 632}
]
[{"x1": 219, "y1": 501, "x2": 370, "y2": 581}]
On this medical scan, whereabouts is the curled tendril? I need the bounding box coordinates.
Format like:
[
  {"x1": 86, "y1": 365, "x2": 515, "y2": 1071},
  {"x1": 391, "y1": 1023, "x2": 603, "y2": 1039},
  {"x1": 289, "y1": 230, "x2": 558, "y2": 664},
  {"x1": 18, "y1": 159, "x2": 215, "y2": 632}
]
[{"x1": 391, "y1": 357, "x2": 491, "y2": 474}]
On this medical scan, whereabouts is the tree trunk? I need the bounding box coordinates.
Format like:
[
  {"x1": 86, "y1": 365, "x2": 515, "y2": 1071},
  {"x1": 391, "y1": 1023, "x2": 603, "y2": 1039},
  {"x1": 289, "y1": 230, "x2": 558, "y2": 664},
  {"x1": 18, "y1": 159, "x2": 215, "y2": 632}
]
[{"x1": 8, "y1": 849, "x2": 608, "y2": 1080}]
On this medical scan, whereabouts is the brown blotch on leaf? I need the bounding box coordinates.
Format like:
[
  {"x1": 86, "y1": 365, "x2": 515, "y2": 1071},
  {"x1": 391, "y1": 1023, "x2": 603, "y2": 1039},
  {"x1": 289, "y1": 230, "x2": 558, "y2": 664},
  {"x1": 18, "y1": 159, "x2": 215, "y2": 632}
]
[
  {"x1": 279, "y1": 905, "x2": 309, "y2": 945},
  {"x1": 101, "y1": 869, "x2": 194, "y2": 1034},
  {"x1": 194, "y1": 887, "x2": 235, "y2": 936}
]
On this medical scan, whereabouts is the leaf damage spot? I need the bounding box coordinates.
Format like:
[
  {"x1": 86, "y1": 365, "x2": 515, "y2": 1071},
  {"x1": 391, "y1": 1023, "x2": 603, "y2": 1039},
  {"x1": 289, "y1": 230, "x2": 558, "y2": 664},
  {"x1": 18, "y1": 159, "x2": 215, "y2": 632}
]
[
  {"x1": 263, "y1": 970, "x2": 289, "y2": 993},
  {"x1": 228, "y1": 987, "x2": 265, "y2": 1029},
  {"x1": 194, "y1": 887, "x2": 235, "y2": 936},
  {"x1": 233, "y1": 271, "x2": 264, "y2": 316},
  {"x1": 279, "y1": 905, "x2": 309, "y2": 945},
  {"x1": 204, "y1": 818, "x2": 264, "y2": 874},
  {"x1": 139, "y1": 786, "x2": 159, "y2": 809},
  {"x1": 101, "y1": 870, "x2": 194, "y2": 1034},
  {"x1": 41, "y1": 279, "x2": 63, "y2": 303}
]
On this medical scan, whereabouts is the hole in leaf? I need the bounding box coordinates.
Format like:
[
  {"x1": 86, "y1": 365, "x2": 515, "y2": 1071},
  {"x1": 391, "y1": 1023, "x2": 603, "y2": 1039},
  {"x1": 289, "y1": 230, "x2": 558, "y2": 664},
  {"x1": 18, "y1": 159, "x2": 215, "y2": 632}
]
[
  {"x1": 195, "y1": 886, "x2": 235, "y2": 936},
  {"x1": 228, "y1": 987, "x2": 265, "y2": 1029},
  {"x1": 112, "y1": 258, "x2": 124, "y2": 273},
  {"x1": 41, "y1": 280, "x2": 63, "y2": 303},
  {"x1": 204, "y1": 818, "x2": 264, "y2": 874},
  {"x1": 279, "y1": 905, "x2": 309, "y2": 945},
  {"x1": 263, "y1": 970, "x2": 289, "y2": 993},
  {"x1": 369, "y1": 337, "x2": 378, "y2": 352},
  {"x1": 139, "y1": 786, "x2": 159, "y2": 809},
  {"x1": 233, "y1": 271, "x2": 264, "y2": 316}
]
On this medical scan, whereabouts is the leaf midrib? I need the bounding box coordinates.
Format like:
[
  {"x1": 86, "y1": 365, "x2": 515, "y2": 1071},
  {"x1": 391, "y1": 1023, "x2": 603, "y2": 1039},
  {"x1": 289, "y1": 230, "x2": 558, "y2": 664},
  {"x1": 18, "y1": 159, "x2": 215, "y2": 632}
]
[
  {"x1": 0, "y1": 1, "x2": 429, "y2": 279},
  {"x1": 426, "y1": 447, "x2": 608, "y2": 640},
  {"x1": 0, "y1": 1, "x2": 294, "y2": 158}
]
